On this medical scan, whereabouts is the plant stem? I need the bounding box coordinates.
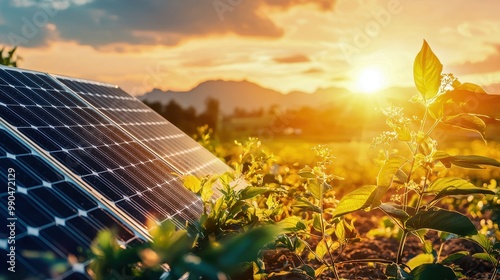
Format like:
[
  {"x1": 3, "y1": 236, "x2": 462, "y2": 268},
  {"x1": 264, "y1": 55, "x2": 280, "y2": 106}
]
[
  {"x1": 415, "y1": 167, "x2": 432, "y2": 214},
  {"x1": 490, "y1": 256, "x2": 499, "y2": 280},
  {"x1": 338, "y1": 259, "x2": 411, "y2": 270},
  {"x1": 396, "y1": 231, "x2": 408, "y2": 264},
  {"x1": 436, "y1": 242, "x2": 445, "y2": 263}
]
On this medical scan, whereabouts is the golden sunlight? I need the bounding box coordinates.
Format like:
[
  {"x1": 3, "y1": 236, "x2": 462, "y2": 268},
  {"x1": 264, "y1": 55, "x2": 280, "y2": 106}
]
[{"x1": 354, "y1": 67, "x2": 386, "y2": 94}]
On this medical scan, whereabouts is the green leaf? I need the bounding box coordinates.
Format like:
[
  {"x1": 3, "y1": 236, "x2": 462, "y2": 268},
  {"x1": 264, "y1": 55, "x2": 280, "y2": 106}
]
[
  {"x1": 299, "y1": 265, "x2": 315, "y2": 278},
  {"x1": 456, "y1": 82, "x2": 486, "y2": 94},
  {"x1": 312, "y1": 213, "x2": 322, "y2": 232},
  {"x1": 293, "y1": 197, "x2": 322, "y2": 213},
  {"x1": 373, "y1": 156, "x2": 407, "y2": 207},
  {"x1": 407, "y1": 253, "x2": 434, "y2": 270},
  {"x1": 435, "y1": 153, "x2": 500, "y2": 169},
  {"x1": 468, "y1": 233, "x2": 492, "y2": 251},
  {"x1": 315, "y1": 264, "x2": 329, "y2": 277},
  {"x1": 472, "y1": 252, "x2": 499, "y2": 266},
  {"x1": 335, "y1": 220, "x2": 345, "y2": 242},
  {"x1": 333, "y1": 185, "x2": 378, "y2": 218},
  {"x1": 413, "y1": 40, "x2": 443, "y2": 101},
  {"x1": 203, "y1": 225, "x2": 280, "y2": 274},
  {"x1": 406, "y1": 209, "x2": 477, "y2": 236},
  {"x1": 239, "y1": 186, "x2": 272, "y2": 200},
  {"x1": 442, "y1": 114, "x2": 486, "y2": 138},
  {"x1": 183, "y1": 175, "x2": 202, "y2": 193},
  {"x1": 422, "y1": 240, "x2": 433, "y2": 254},
  {"x1": 426, "y1": 177, "x2": 496, "y2": 201},
  {"x1": 378, "y1": 157, "x2": 407, "y2": 188},
  {"x1": 386, "y1": 263, "x2": 413, "y2": 279},
  {"x1": 298, "y1": 166, "x2": 316, "y2": 179},
  {"x1": 308, "y1": 181, "x2": 322, "y2": 200},
  {"x1": 278, "y1": 216, "x2": 307, "y2": 233},
  {"x1": 439, "y1": 232, "x2": 458, "y2": 241},
  {"x1": 440, "y1": 251, "x2": 468, "y2": 265},
  {"x1": 378, "y1": 203, "x2": 410, "y2": 221},
  {"x1": 411, "y1": 263, "x2": 457, "y2": 280},
  {"x1": 315, "y1": 240, "x2": 328, "y2": 259}
]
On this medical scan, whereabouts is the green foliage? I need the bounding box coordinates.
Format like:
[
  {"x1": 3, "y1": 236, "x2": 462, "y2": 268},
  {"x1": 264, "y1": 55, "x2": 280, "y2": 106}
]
[
  {"x1": 0, "y1": 46, "x2": 20, "y2": 67},
  {"x1": 89, "y1": 40, "x2": 500, "y2": 279}
]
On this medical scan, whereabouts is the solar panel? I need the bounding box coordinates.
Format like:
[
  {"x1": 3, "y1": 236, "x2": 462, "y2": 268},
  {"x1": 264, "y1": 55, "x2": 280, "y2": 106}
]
[
  {"x1": 0, "y1": 66, "x2": 232, "y2": 278},
  {"x1": 55, "y1": 76, "x2": 231, "y2": 176}
]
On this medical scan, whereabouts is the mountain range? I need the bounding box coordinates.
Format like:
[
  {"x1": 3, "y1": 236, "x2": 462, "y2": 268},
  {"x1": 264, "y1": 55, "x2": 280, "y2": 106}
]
[
  {"x1": 138, "y1": 80, "x2": 414, "y2": 114},
  {"x1": 138, "y1": 80, "x2": 500, "y2": 116}
]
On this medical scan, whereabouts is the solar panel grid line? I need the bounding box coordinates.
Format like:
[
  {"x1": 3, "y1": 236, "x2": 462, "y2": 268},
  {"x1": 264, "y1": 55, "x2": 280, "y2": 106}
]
[
  {"x1": 53, "y1": 76, "x2": 229, "y2": 195},
  {"x1": 0, "y1": 65, "x2": 238, "y2": 278},
  {"x1": 0, "y1": 126, "x2": 141, "y2": 279},
  {"x1": 0, "y1": 119, "x2": 152, "y2": 241},
  {"x1": 51, "y1": 75, "x2": 188, "y2": 178},
  {"x1": 1, "y1": 69, "x2": 189, "y2": 225},
  {"x1": 0, "y1": 67, "x2": 207, "y2": 225}
]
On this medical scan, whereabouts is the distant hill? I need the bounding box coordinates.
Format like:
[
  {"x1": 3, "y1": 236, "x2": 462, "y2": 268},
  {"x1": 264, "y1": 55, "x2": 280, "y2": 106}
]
[
  {"x1": 138, "y1": 80, "x2": 500, "y2": 116},
  {"x1": 138, "y1": 80, "x2": 377, "y2": 114}
]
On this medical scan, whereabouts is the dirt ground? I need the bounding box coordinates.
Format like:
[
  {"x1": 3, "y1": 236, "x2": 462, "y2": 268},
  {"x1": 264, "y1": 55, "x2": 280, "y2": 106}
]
[{"x1": 258, "y1": 211, "x2": 495, "y2": 280}]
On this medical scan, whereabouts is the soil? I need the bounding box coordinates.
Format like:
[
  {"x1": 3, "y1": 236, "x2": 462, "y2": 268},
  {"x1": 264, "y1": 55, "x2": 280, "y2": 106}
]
[{"x1": 256, "y1": 210, "x2": 496, "y2": 280}]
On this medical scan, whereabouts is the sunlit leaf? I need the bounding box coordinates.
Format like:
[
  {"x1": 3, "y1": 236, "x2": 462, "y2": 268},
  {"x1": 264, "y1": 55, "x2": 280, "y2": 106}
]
[
  {"x1": 298, "y1": 166, "x2": 316, "y2": 179},
  {"x1": 428, "y1": 88, "x2": 498, "y2": 119},
  {"x1": 239, "y1": 186, "x2": 272, "y2": 200},
  {"x1": 315, "y1": 264, "x2": 330, "y2": 277},
  {"x1": 434, "y1": 152, "x2": 500, "y2": 169},
  {"x1": 378, "y1": 203, "x2": 410, "y2": 221},
  {"x1": 312, "y1": 213, "x2": 322, "y2": 232},
  {"x1": 472, "y1": 252, "x2": 499, "y2": 266},
  {"x1": 293, "y1": 197, "x2": 322, "y2": 213},
  {"x1": 407, "y1": 253, "x2": 434, "y2": 270},
  {"x1": 335, "y1": 221, "x2": 345, "y2": 242},
  {"x1": 468, "y1": 233, "x2": 492, "y2": 252},
  {"x1": 309, "y1": 181, "x2": 322, "y2": 200},
  {"x1": 442, "y1": 114, "x2": 486, "y2": 138},
  {"x1": 413, "y1": 40, "x2": 443, "y2": 101},
  {"x1": 406, "y1": 209, "x2": 477, "y2": 236},
  {"x1": 183, "y1": 175, "x2": 202, "y2": 193},
  {"x1": 456, "y1": 82, "x2": 486, "y2": 93},
  {"x1": 410, "y1": 263, "x2": 457, "y2": 280},
  {"x1": 315, "y1": 240, "x2": 328, "y2": 260},
  {"x1": 332, "y1": 185, "x2": 377, "y2": 218},
  {"x1": 426, "y1": 177, "x2": 495, "y2": 201},
  {"x1": 372, "y1": 157, "x2": 407, "y2": 207},
  {"x1": 278, "y1": 216, "x2": 306, "y2": 233},
  {"x1": 441, "y1": 251, "x2": 468, "y2": 265}
]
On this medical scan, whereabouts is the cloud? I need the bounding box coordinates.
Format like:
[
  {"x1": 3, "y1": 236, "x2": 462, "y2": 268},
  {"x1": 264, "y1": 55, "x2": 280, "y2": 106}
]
[
  {"x1": 302, "y1": 67, "x2": 324, "y2": 74},
  {"x1": 0, "y1": 0, "x2": 336, "y2": 48},
  {"x1": 274, "y1": 54, "x2": 310, "y2": 63},
  {"x1": 451, "y1": 45, "x2": 500, "y2": 75}
]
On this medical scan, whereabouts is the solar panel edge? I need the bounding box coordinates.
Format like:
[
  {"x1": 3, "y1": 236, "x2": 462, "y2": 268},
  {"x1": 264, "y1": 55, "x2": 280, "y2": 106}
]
[
  {"x1": 48, "y1": 74, "x2": 188, "y2": 178},
  {"x1": 50, "y1": 73, "x2": 232, "y2": 177},
  {"x1": 0, "y1": 118, "x2": 152, "y2": 242}
]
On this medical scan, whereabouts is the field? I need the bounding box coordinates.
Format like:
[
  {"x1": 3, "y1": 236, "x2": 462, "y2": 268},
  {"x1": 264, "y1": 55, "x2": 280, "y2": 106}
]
[{"x1": 89, "y1": 41, "x2": 500, "y2": 280}]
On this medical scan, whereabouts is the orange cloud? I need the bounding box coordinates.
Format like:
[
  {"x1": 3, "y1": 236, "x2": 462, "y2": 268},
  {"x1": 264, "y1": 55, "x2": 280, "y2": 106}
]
[
  {"x1": 451, "y1": 45, "x2": 500, "y2": 75},
  {"x1": 274, "y1": 54, "x2": 310, "y2": 63}
]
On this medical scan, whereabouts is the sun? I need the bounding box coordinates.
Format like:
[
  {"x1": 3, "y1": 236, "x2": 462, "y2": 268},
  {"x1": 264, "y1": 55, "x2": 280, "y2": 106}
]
[{"x1": 354, "y1": 67, "x2": 386, "y2": 94}]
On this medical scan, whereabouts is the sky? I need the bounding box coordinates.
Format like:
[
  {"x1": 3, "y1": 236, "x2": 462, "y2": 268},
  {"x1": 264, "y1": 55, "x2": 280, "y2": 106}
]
[{"x1": 1, "y1": 0, "x2": 500, "y2": 95}]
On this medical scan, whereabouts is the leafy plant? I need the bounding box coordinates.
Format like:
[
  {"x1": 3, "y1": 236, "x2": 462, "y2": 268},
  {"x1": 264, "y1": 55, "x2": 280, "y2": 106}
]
[
  {"x1": 334, "y1": 39, "x2": 500, "y2": 279},
  {"x1": 89, "y1": 40, "x2": 500, "y2": 279},
  {"x1": 0, "y1": 46, "x2": 21, "y2": 67}
]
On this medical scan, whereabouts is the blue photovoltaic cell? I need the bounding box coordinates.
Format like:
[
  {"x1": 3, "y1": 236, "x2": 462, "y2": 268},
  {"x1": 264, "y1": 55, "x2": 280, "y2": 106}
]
[
  {"x1": 0, "y1": 66, "x2": 233, "y2": 279},
  {"x1": 0, "y1": 127, "x2": 141, "y2": 279},
  {"x1": 56, "y1": 77, "x2": 230, "y2": 176}
]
